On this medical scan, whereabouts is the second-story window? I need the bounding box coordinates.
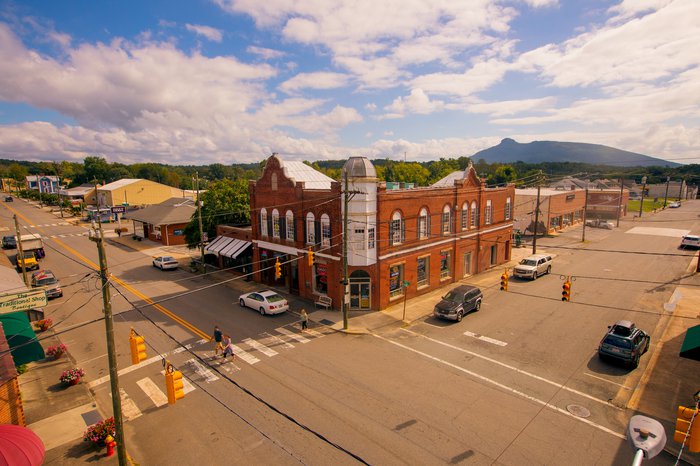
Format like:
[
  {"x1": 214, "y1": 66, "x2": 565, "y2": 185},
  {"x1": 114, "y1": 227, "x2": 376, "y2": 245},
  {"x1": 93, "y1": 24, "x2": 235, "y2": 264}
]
[
  {"x1": 260, "y1": 208, "x2": 268, "y2": 237},
  {"x1": 286, "y1": 210, "x2": 295, "y2": 240},
  {"x1": 441, "y1": 204, "x2": 451, "y2": 235},
  {"x1": 470, "y1": 201, "x2": 478, "y2": 228},
  {"x1": 321, "y1": 213, "x2": 331, "y2": 247},
  {"x1": 368, "y1": 227, "x2": 375, "y2": 249},
  {"x1": 418, "y1": 207, "x2": 430, "y2": 239},
  {"x1": 390, "y1": 211, "x2": 404, "y2": 246},
  {"x1": 306, "y1": 212, "x2": 315, "y2": 245},
  {"x1": 485, "y1": 200, "x2": 493, "y2": 225},
  {"x1": 272, "y1": 209, "x2": 280, "y2": 238},
  {"x1": 505, "y1": 197, "x2": 512, "y2": 221},
  {"x1": 461, "y1": 202, "x2": 468, "y2": 230}
]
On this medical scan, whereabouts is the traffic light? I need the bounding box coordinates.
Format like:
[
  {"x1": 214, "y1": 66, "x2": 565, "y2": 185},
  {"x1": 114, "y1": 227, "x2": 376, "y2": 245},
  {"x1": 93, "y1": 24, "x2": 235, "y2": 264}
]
[
  {"x1": 307, "y1": 247, "x2": 314, "y2": 266},
  {"x1": 674, "y1": 405, "x2": 700, "y2": 452},
  {"x1": 562, "y1": 279, "x2": 571, "y2": 301},
  {"x1": 165, "y1": 361, "x2": 185, "y2": 404},
  {"x1": 274, "y1": 258, "x2": 281, "y2": 280},
  {"x1": 500, "y1": 272, "x2": 508, "y2": 291},
  {"x1": 129, "y1": 328, "x2": 147, "y2": 365}
]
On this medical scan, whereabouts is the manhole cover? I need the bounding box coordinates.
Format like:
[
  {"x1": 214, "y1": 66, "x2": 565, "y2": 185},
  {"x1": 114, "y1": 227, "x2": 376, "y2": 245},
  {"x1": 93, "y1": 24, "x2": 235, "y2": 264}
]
[{"x1": 566, "y1": 404, "x2": 591, "y2": 418}]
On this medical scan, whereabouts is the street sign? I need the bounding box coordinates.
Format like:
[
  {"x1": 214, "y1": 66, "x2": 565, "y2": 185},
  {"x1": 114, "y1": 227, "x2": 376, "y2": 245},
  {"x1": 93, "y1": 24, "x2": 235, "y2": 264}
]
[
  {"x1": 111, "y1": 206, "x2": 126, "y2": 213},
  {"x1": 0, "y1": 290, "x2": 48, "y2": 314}
]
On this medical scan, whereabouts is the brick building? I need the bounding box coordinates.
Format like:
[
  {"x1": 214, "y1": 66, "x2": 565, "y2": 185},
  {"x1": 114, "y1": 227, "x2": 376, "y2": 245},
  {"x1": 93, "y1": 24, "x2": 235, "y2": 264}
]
[{"x1": 249, "y1": 155, "x2": 514, "y2": 311}]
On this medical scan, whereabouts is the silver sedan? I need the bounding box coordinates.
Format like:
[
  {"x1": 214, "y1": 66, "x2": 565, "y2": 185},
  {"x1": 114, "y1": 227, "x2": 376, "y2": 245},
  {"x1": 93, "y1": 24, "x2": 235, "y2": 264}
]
[
  {"x1": 152, "y1": 256, "x2": 179, "y2": 270},
  {"x1": 239, "y1": 290, "x2": 289, "y2": 315}
]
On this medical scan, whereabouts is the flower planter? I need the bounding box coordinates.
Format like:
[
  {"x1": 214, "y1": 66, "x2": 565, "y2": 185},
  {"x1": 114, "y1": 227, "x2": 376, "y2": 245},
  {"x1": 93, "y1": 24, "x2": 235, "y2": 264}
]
[
  {"x1": 69, "y1": 378, "x2": 80, "y2": 386},
  {"x1": 52, "y1": 352, "x2": 64, "y2": 360}
]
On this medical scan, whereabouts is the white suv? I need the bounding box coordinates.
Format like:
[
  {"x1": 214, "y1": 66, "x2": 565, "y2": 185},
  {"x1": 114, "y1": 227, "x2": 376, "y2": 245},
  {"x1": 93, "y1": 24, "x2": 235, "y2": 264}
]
[
  {"x1": 513, "y1": 254, "x2": 553, "y2": 280},
  {"x1": 680, "y1": 235, "x2": 700, "y2": 249}
]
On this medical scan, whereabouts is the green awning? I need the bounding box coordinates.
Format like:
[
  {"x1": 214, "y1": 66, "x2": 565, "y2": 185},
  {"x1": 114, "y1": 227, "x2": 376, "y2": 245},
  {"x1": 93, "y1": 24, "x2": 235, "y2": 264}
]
[
  {"x1": 0, "y1": 312, "x2": 45, "y2": 366},
  {"x1": 680, "y1": 325, "x2": 700, "y2": 361}
]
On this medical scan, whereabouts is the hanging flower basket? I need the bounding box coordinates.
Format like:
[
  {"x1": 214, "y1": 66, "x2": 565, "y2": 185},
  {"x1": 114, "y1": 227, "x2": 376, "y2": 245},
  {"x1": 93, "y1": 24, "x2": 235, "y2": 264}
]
[
  {"x1": 35, "y1": 318, "x2": 53, "y2": 332},
  {"x1": 60, "y1": 368, "x2": 85, "y2": 386},
  {"x1": 46, "y1": 343, "x2": 67, "y2": 360}
]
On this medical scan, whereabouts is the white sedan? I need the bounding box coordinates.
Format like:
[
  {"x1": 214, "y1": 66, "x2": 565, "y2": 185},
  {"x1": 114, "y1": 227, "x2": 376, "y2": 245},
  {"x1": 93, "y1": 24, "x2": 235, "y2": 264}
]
[
  {"x1": 239, "y1": 290, "x2": 289, "y2": 315},
  {"x1": 152, "y1": 256, "x2": 179, "y2": 270}
]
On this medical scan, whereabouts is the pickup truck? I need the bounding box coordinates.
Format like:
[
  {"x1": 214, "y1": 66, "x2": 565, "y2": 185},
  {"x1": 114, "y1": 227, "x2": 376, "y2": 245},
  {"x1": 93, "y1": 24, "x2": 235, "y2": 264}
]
[{"x1": 585, "y1": 219, "x2": 614, "y2": 229}]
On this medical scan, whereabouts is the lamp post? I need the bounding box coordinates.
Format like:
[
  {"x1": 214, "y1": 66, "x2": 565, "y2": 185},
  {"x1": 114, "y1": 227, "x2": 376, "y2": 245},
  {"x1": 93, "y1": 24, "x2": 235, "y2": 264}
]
[{"x1": 638, "y1": 176, "x2": 647, "y2": 217}]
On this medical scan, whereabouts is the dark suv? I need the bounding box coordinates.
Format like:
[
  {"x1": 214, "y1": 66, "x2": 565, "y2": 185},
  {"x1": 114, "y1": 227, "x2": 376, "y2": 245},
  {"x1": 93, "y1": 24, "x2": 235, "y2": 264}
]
[
  {"x1": 433, "y1": 285, "x2": 483, "y2": 322},
  {"x1": 2, "y1": 235, "x2": 16, "y2": 249},
  {"x1": 598, "y1": 320, "x2": 650, "y2": 368}
]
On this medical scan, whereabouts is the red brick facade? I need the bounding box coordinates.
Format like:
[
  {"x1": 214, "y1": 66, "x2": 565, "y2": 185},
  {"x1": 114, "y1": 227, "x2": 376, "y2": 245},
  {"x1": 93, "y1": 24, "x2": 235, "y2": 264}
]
[{"x1": 249, "y1": 156, "x2": 514, "y2": 311}]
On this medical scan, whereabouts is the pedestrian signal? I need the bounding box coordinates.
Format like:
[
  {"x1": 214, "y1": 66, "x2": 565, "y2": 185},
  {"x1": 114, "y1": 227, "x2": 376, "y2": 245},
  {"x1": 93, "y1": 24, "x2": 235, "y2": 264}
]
[
  {"x1": 500, "y1": 273, "x2": 508, "y2": 291},
  {"x1": 165, "y1": 361, "x2": 185, "y2": 404},
  {"x1": 674, "y1": 405, "x2": 700, "y2": 452},
  {"x1": 129, "y1": 328, "x2": 147, "y2": 365},
  {"x1": 562, "y1": 280, "x2": 571, "y2": 301},
  {"x1": 307, "y1": 247, "x2": 314, "y2": 266},
  {"x1": 274, "y1": 258, "x2": 282, "y2": 279}
]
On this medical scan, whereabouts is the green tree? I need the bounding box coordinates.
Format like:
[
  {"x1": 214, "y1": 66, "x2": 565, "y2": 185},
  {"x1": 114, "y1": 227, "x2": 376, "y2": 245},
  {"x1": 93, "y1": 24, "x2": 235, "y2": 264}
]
[
  {"x1": 390, "y1": 162, "x2": 430, "y2": 186},
  {"x1": 183, "y1": 179, "x2": 250, "y2": 249},
  {"x1": 84, "y1": 156, "x2": 111, "y2": 183}
]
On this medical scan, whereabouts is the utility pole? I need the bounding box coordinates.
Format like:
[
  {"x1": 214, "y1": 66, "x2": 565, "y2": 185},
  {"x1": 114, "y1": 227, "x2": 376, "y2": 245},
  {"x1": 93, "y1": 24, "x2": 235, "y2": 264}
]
[
  {"x1": 616, "y1": 177, "x2": 624, "y2": 227},
  {"x1": 581, "y1": 187, "x2": 588, "y2": 242},
  {"x1": 638, "y1": 176, "x2": 647, "y2": 217},
  {"x1": 195, "y1": 172, "x2": 205, "y2": 273},
  {"x1": 663, "y1": 176, "x2": 670, "y2": 208},
  {"x1": 532, "y1": 171, "x2": 542, "y2": 255},
  {"x1": 678, "y1": 177, "x2": 685, "y2": 204},
  {"x1": 14, "y1": 215, "x2": 29, "y2": 287},
  {"x1": 37, "y1": 174, "x2": 42, "y2": 208},
  {"x1": 88, "y1": 221, "x2": 127, "y2": 465},
  {"x1": 342, "y1": 172, "x2": 349, "y2": 330}
]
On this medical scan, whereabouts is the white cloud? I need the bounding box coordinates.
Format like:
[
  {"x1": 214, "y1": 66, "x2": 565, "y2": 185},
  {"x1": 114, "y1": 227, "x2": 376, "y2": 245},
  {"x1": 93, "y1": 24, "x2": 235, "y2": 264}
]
[
  {"x1": 279, "y1": 71, "x2": 351, "y2": 94},
  {"x1": 247, "y1": 45, "x2": 285, "y2": 60},
  {"x1": 185, "y1": 24, "x2": 223, "y2": 42},
  {"x1": 382, "y1": 88, "x2": 445, "y2": 119}
]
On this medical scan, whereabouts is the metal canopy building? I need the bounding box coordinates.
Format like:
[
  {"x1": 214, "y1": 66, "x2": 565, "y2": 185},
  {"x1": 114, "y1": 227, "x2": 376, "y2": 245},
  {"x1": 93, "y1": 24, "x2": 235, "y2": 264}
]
[{"x1": 205, "y1": 236, "x2": 252, "y2": 259}]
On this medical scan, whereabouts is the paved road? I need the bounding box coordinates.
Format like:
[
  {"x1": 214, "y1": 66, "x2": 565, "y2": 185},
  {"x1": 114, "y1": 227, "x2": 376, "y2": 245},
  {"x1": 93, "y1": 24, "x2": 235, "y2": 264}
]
[{"x1": 4, "y1": 197, "x2": 699, "y2": 465}]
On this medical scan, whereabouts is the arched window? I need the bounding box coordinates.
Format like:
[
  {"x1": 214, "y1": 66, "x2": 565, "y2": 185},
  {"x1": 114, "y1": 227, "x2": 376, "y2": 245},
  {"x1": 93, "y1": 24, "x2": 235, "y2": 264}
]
[
  {"x1": 461, "y1": 202, "x2": 469, "y2": 230},
  {"x1": 441, "y1": 204, "x2": 451, "y2": 235},
  {"x1": 260, "y1": 208, "x2": 268, "y2": 237},
  {"x1": 470, "y1": 201, "x2": 478, "y2": 228},
  {"x1": 321, "y1": 213, "x2": 331, "y2": 247},
  {"x1": 390, "y1": 211, "x2": 404, "y2": 246},
  {"x1": 306, "y1": 212, "x2": 315, "y2": 245},
  {"x1": 286, "y1": 210, "x2": 294, "y2": 240},
  {"x1": 505, "y1": 197, "x2": 512, "y2": 221},
  {"x1": 271, "y1": 173, "x2": 278, "y2": 191},
  {"x1": 272, "y1": 209, "x2": 280, "y2": 238},
  {"x1": 418, "y1": 207, "x2": 430, "y2": 239},
  {"x1": 485, "y1": 200, "x2": 493, "y2": 225}
]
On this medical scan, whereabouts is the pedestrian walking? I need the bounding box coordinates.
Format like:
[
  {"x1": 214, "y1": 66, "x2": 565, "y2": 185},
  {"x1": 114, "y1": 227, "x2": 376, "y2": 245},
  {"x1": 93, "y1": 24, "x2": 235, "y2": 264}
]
[
  {"x1": 212, "y1": 325, "x2": 223, "y2": 355},
  {"x1": 222, "y1": 334, "x2": 234, "y2": 360},
  {"x1": 300, "y1": 308, "x2": 308, "y2": 331},
  {"x1": 117, "y1": 228, "x2": 122, "y2": 237}
]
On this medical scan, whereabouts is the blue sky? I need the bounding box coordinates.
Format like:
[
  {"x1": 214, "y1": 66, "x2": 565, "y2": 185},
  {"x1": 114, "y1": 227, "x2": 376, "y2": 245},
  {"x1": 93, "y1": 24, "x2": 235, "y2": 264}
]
[{"x1": 0, "y1": 0, "x2": 697, "y2": 165}]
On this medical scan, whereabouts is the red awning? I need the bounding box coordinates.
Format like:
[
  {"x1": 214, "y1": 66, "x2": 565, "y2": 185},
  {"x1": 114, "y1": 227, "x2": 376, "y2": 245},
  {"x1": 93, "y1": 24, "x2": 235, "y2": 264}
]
[{"x1": 0, "y1": 424, "x2": 45, "y2": 466}]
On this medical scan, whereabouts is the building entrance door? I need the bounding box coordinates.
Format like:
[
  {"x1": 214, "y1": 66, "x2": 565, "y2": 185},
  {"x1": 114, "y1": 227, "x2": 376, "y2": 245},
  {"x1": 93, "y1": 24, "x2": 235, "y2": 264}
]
[{"x1": 349, "y1": 270, "x2": 371, "y2": 310}]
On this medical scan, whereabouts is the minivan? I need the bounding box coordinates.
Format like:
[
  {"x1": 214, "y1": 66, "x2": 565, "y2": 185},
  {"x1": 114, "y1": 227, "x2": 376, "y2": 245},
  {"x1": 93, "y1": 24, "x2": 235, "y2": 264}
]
[{"x1": 513, "y1": 254, "x2": 553, "y2": 280}]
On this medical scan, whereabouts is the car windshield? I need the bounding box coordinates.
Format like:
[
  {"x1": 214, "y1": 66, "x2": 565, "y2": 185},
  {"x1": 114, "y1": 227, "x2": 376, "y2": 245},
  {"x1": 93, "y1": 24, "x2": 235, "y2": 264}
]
[
  {"x1": 442, "y1": 290, "x2": 464, "y2": 302},
  {"x1": 520, "y1": 259, "x2": 537, "y2": 266},
  {"x1": 36, "y1": 277, "x2": 57, "y2": 286},
  {"x1": 161, "y1": 257, "x2": 175, "y2": 261},
  {"x1": 266, "y1": 294, "x2": 284, "y2": 303},
  {"x1": 603, "y1": 335, "x2": 631, "y2": 348},
  {"x1": 22, "y1": 252, "x2": 34, "y2": 258}
]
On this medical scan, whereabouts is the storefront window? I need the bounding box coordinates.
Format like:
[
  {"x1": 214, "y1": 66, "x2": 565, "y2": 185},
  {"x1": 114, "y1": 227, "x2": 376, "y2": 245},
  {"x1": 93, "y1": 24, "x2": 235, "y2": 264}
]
[
  {"x1": 440, "y1": 250, "x2": 451, "y2": 279},
  {"x1": 314, "y1": 263, "x2": 328, "y2": 294},
  {"x1": 389, "y1": 264, "x2": 404, "y2": 298},
  {"x1": 417, "y1": 257, "x2": 429, "y2": 287}
]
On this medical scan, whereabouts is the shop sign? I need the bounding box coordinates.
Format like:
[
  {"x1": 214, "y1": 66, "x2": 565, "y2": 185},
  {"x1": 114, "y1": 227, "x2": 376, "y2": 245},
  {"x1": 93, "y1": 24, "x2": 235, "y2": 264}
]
[{"x1": 0, "y1": 290, "x2": 48, "y2": 314}]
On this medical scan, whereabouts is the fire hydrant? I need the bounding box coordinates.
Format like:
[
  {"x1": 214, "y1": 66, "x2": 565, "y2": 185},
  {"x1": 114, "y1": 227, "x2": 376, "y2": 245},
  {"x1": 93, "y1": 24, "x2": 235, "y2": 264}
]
[{"x1": 104, "y1": 435, "x2": 116, "y2": 457}]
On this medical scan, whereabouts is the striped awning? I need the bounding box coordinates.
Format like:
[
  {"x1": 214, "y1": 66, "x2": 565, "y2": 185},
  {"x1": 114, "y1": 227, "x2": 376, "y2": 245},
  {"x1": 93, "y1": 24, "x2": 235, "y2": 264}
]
[{"x1": 205, "y1": 236, "x2": 252, "y2": 259}]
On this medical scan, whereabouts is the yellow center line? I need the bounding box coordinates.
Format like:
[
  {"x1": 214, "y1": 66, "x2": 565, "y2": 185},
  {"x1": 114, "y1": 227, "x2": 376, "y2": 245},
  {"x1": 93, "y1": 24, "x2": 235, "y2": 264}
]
[{"x1": 6, "y1": 202, "x2": 210, "y2": 340}]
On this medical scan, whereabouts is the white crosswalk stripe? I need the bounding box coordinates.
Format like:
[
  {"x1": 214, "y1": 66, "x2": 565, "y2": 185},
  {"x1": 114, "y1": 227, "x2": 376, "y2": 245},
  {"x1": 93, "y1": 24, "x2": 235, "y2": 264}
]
[
  {"x1": 137, "y1": 377, "x2": 168, "y2": 407},
  {"x1": 262, "y1": 332, "x2": 294, "y2": 349},
  {"x1": 230, "y1": 344, "x2": 260, "y2": 364},
  {"x1": 276, "y1": 326, "x2": 311, "y2": 343},
  {"x1": 113, "y1": 388, "x2": 142, "y2": 421},
  {"x1": 186, "y1": 358, "x2": 219, "y2": 382},
  {"x1": 243, "y1": 338, "x2": 278, "y2": 357},
  {"x1": 303, "y1": 327, "x2": 325, "y2": 338}
]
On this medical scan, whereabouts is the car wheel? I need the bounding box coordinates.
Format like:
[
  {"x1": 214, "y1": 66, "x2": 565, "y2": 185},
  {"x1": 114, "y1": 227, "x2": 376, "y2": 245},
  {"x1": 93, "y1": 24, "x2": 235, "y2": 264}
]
[
  {"x1": 644, "y1": 337, "x2": 650, "y2": 354},
  {"x1": 546, "y1": 265, "x2": 551, "y2": 274},
  {"x1": 474, "y1": 300, "x2": 481, "y2": 312},
  {"x1": 239, "y1": 298, "x2": 246, "y2": 308},
  {"x1": 631, "y1": 354, "x2": 640, "y2": 369},
  {"x1": 532, "y1": 271, "x2": 537, "y2": 280},
  {"x1": 456, "y1": 310, "x2": 463, "y2": 322},
  {"x1": 259, "y1": 307, "x2": 266, "y2": 316}
]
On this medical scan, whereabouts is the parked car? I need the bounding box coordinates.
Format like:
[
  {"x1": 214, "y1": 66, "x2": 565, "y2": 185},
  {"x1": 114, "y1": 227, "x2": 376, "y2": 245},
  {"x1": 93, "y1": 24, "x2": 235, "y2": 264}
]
[
  {"x1": 680, "y1": 235, "x2": 700, "y2": 249},
  {"x1": 433, "y1": 284, "x2": 483, "y2": 322},
  {"x1": 668, "y1": 202, "x2": 681, "y2": 208},
  {"x1": 239, "y1": 290, "x2": 289, "y2": 315},
  {"x1": 152, "y1": 256, "x2": 179, "y2": 270},
  {"x1": 585, "y1": 219, "x2": 614, "y2": 229},
  {"x1": 2, "y1": 235, "x2": 16, "y2": 249},
  {"x1": 15, "y1": 251, "x2": 39, "y2": 271},
  {"x1": 598, "y1": 320, "x2": 650, "y2": 368},
  {"x1": 513, "y1": 254, "x2": 553, "y2": 280},
  {"x1": 31, "y1": 270, "x2": 63, "y2": 299},
  {"x1": 4, "y1": 195, "x2": 12, "y2": 202}
]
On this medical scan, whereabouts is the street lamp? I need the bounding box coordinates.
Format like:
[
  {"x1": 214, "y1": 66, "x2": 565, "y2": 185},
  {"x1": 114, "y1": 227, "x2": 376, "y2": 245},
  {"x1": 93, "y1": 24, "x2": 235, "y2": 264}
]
[{"x1": 638, "y1": 176, "x2": 647, "y2": 217}]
